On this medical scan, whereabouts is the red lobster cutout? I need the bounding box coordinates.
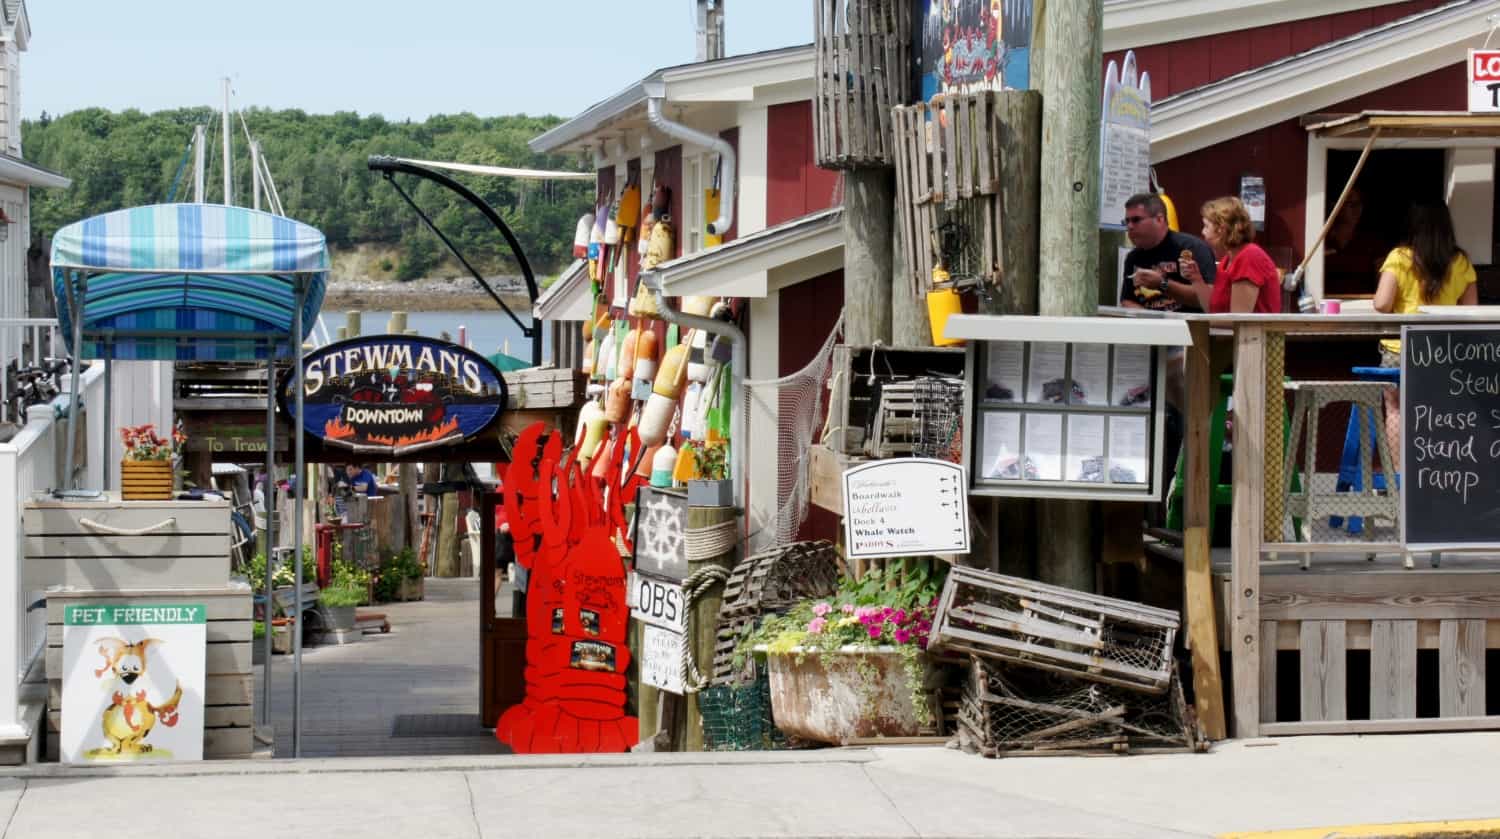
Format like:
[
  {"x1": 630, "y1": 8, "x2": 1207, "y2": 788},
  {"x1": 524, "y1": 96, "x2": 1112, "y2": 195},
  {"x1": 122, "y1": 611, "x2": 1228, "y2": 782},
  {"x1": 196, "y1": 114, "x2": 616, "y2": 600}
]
[{"x1": 496, "y1": 422, "x2": 639, "y2": 753}]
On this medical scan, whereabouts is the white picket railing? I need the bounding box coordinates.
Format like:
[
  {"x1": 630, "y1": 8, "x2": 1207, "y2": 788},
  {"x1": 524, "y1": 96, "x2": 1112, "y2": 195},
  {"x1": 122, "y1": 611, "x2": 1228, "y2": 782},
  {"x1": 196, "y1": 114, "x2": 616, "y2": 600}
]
[{"x1": 0, "y1": 360, "x2": 104, "y2": 738}]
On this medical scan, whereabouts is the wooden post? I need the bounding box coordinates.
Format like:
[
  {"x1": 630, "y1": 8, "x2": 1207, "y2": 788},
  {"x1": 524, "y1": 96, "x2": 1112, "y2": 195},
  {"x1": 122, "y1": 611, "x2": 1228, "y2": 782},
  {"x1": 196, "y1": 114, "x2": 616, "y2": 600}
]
[
  {"x1": 990, "y1": 91, "x2": 1043, "y2": 317},
  {"x1": 1034, "y1": 0, "x2": 1102, "y2": 593},
  {"x1": 400, "y1": 463, "x2": 420, "y2": 555},
  {"x1": 891, "y1": 198, "x2": 932, "y2": 346},
  {"x1": 435, "y1": 490, "x2": 460, "y2": 578},
  {"x1": 684, "y1": 504, "x2": 737, "y2": 752},
  {"x1": 388, "y1": 311, "x2": 408, "y2": 335},
  {"x1": 1184, "y1": 321, "x2": 1227, "y2": 740},
  {"x1": 1230, "y1": 324, "x2": 1267, "y2": 737},
  {"x1": 346, "y1": 311, "x2": 362, "y2": 338},
  {"x1": 844, "y1": 169, "x2": 894, "y2": 346}
]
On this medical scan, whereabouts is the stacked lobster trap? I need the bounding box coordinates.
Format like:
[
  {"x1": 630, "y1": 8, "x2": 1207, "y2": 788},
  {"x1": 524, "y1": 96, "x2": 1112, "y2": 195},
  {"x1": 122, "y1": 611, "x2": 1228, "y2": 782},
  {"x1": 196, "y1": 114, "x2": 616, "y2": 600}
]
[
  {"x1": 813, "y1": 0, "x2": 912, "y2": 170},
  {"x1": 930, "y1": 566, "x2": 1202, "y2": 756},
  {"x1": 697, "y1": 541, "x2": 841, "y2": 751}
]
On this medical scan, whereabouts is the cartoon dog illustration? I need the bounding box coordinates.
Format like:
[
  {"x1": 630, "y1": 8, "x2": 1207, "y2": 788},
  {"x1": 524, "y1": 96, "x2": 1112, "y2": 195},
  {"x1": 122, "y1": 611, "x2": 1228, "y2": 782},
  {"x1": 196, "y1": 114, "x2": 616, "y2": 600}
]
[{"x1": 87, "y1": 638, "x2": 182, "y2": 758}]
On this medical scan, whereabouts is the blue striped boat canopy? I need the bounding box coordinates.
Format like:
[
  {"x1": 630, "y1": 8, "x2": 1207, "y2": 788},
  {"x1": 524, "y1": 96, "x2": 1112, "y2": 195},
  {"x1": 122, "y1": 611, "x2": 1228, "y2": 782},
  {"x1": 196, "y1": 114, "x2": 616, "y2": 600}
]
[{"x1": 50, "y1": 203, "x2": 330, "y2": 361}]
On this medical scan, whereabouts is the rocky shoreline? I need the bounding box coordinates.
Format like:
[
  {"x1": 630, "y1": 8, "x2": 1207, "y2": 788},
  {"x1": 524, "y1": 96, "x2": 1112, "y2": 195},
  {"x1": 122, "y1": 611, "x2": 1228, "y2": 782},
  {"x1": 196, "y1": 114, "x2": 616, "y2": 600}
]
[{"x1": 321, "y1": 277, "x2": 533, "y2": 312}]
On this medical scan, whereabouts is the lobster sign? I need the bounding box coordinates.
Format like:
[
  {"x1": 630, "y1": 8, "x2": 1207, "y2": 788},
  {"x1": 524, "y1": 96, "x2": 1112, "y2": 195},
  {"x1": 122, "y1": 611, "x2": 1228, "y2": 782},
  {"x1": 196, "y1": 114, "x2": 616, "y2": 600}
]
[{"x1": 283, "y1": 335, "x2": 507, "y2": 456}]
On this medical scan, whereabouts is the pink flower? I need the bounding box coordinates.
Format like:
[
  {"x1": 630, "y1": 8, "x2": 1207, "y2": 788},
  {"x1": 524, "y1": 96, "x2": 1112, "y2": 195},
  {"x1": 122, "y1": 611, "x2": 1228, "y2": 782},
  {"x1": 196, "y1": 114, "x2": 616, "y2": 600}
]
[
  {"x1": 867, "y1": 625, "x2": 883, "y2": 640},
  {"x1": 841, "y1": 603, "x2": 856, "y2": 615},
  {"x1": 891, "y1": 609, "x2": 908, "y2": 624},
  {"x1": 855, "y1": 606, "x2": 878, "y2": 621},
  {"x1": 893, "y1": 628, "x2": 912, "y2": 644},
  {"x1": 807, "y1": 617, "x2": 827, "y2": 634},
  {"x1": 812, "y1": 602, "x2": 832, "y2": 617}
]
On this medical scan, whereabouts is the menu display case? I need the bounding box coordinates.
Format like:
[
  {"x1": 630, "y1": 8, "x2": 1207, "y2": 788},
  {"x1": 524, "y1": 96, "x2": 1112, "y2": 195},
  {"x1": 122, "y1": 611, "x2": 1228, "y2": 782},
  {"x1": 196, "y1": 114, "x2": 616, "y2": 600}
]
[{"x1": 947, "y1": 315, "x2": 1190, "y2": 502}]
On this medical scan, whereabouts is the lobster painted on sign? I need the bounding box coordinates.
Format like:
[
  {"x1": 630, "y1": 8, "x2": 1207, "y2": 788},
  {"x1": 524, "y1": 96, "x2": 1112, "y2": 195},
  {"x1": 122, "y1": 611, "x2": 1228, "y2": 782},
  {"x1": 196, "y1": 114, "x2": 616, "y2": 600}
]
[{"x1": 494, "y1": 422, "x2": 647, "y2": 753}]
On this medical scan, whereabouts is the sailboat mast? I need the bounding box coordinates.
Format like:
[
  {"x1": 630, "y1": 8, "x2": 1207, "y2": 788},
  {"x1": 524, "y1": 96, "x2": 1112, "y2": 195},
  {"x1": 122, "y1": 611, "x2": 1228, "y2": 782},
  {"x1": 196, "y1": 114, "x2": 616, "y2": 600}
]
[
  {"x1": 192, "y1": 124, "x2": 206, "y2": 203},
  {"x1": 251, "y1": 140, "x2": 262, "y2": 211},
  {"x1": 221, "y1": 78, "x2": 233, "y2": 205}
]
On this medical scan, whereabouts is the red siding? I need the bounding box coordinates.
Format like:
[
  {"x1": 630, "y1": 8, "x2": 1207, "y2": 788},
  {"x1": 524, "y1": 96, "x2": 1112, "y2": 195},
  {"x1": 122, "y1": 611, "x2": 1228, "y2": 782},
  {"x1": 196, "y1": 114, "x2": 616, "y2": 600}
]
[
  {"x1": 1104, "y1": 0, "x2": 1448, "y2": 98},
  {"x1": 1152, "y1": 62, "x2": 1466, "y2": 265},
  {"x1": 654, "y1": 146, "x2": 683, "y2": 261},
  {"x1": 777, "y1": 269, "x2": 845, "y2": 543},
  {"x1": 767, "y1": 100, "x2": 842, "y2": 226}
]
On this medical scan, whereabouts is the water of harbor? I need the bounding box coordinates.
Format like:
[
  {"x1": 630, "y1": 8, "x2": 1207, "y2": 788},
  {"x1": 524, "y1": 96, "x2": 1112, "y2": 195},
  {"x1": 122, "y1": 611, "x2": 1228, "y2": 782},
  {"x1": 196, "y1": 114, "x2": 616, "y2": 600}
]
[{"x1": 320, "y1": 308, "x2": 553, "y2": 362}]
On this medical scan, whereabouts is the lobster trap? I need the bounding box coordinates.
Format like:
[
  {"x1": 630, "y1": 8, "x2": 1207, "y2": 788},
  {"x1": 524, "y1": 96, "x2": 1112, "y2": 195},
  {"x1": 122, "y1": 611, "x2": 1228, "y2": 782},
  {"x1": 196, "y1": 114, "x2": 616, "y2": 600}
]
[
  {"x1": 711, "y1": 541, "x2": 843, "y2": 682},
  {"x1": 931, "y1": 566, "x2": 1179, "y2": 693},
  {"x1": 827, "y1": 344, "x2": 966, "y2": 458},
  {"x1": 814, "y1": 0, "x2": 911, "y2": 169},
  {"x1": 912, "y1": 376, "x2": 966, "y2": 462},
  {"x1": 956, "y1": 656, "x2": 1199, "y2": 757}
]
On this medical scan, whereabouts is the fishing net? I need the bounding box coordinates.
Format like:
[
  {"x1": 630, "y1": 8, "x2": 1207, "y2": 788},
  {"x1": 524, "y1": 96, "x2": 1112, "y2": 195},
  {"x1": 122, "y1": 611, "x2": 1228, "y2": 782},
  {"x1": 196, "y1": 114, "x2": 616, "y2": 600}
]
[{"x1": 741, "y1": 313, "x2": 844, "y2": 552}]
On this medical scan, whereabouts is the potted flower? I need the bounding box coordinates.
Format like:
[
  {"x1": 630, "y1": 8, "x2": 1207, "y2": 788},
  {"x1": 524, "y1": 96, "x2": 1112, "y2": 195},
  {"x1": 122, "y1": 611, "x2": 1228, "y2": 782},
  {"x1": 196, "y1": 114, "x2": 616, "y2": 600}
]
[
  {"x1": 741, "y1": 560, "x2": 947, "y2": 744},
  {"x1": 686, "y1": 440, "x2": 733, "y2": 508},
  {"x1": 318, "y1": 586, "x2": 362, "y2": 632},
  {"x1": 375, "y1": 548, "x2": 424, "y2": 603},
  {"x1": 118, "y1": 421, "x2": 186, "y2": 501}
]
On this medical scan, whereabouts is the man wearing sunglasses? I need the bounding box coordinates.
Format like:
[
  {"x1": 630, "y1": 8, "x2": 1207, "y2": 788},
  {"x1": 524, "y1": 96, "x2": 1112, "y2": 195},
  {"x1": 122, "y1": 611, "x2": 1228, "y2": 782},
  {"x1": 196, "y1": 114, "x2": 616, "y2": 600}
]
[{"x1": 1119, "y1": 193, "x2": 1216, "y2": 312}]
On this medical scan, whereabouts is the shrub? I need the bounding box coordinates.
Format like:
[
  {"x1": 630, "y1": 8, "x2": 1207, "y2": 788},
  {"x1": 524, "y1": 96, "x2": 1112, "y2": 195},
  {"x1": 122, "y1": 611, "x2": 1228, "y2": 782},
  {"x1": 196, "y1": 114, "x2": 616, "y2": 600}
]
[{"x1": 320, "y1": 587, "x2": 363, "y2": 608}]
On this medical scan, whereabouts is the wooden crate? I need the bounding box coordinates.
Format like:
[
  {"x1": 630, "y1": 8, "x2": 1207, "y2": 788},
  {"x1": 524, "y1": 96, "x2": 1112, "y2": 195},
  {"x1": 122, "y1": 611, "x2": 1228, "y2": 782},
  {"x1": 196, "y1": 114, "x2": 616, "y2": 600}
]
[
  {"x1": 44, "y1": 585, "x2": 256, "y2": 761},
  {"x1": 892, "y1": 92, "x2": 998, "y2": 297},
  {"x1": 813, "y1": 0, "x2": 911, "y2": 169},
  {"x1": 24, "y1": 494, "x2": 232, "y2": 590},
  {"x1": 827, "y1": 345, "x2": 966, "y2": 458},
  {"x1": 501, "y1": 365, "x2": 584, "y2": 410},
  {"x1": 1216, "y1": 558, "x2": 1500, "y2": 735}
]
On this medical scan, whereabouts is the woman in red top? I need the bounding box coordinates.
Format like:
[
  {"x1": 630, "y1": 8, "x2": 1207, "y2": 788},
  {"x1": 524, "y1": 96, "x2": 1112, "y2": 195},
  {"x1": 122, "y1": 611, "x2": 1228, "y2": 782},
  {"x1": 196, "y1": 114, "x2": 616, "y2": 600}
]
[{"x1": 1179, "y1": 196, "x2": 1282, "y2": 314}]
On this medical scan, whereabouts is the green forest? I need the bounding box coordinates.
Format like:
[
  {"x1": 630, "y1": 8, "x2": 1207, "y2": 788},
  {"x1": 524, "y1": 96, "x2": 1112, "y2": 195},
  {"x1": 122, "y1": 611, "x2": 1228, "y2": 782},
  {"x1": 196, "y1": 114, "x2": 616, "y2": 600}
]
[{"x1": 21, "y1": 107, "x2": 594, "y2": 280}]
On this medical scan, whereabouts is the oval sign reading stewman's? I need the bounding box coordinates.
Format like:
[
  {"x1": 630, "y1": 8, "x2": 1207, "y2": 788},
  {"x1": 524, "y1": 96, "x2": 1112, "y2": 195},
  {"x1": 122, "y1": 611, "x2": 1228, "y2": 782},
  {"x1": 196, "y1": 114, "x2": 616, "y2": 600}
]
[{"x1": 281, "y1": 335, "x2": 507, "y2": 455}]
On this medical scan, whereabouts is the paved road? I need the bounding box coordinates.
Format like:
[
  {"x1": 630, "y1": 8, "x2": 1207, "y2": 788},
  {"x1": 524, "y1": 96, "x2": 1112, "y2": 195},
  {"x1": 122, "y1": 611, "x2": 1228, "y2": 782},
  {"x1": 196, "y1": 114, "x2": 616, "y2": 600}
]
[
  {"x1": 258, "y1": 577, "x2": 506, "y2": 758},
  {"x1": 3, "y1": 735, "x2": 1500, "y2": 837}
]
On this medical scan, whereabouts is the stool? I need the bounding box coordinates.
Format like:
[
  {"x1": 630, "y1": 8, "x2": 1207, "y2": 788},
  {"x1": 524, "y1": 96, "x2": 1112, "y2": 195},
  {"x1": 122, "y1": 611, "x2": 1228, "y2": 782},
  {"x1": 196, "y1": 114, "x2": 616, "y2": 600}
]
[
  {"x1": 1282, "y1": 381, "x2": 1400, "y2": 568},
  {"x1": 1332, "y1": 367, "x2": 1401, "y2": 536}
]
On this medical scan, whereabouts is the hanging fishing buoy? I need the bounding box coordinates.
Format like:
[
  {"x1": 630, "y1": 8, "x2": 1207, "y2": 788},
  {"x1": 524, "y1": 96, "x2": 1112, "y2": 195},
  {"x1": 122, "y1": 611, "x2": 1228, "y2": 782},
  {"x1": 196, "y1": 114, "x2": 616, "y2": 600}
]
[
  {"x1": 638, "y1": 393, "x2": 675, "y2": 446},
  {"x1": 632, "y1": 329, "x2": 659, "y2": 396},
  {"x1": 604, "y1": 378, "x2": 632, "y2": 424},
  {"x1": 650, "y1": 444, "x2": 677, "y2": 488},
  {"x1": 575, "y1": 401, "x2": 604, "y2": 449},
  {"x1": 578, "y1": 412, "x2": 608, "y2": 462},
  {"x1": 618, "y1": 328, "x2": 639, "y2": 381},
  {"x1": 687, "y1": 328, "x2": 710, "y2": 384},
  {"x1": 573, "y1": 213, "x2": 595, "y2": 259}
]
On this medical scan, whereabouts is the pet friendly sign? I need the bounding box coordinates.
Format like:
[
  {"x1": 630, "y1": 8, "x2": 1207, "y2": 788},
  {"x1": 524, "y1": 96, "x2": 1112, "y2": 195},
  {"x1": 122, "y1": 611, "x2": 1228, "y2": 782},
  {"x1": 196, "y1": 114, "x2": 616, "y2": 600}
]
[
  {"x1": 61, "y1": 604, "x2": 206, "y2": 763},
  {"x1": 283, "y1": 335, "x2": 507, "y2": 456},
  {"x1": 1470, "y1": 50, "x2": 1500, "y2": 113},
  {"x1": 843, "y1": 458, "x2": 971, "y2": 559}
]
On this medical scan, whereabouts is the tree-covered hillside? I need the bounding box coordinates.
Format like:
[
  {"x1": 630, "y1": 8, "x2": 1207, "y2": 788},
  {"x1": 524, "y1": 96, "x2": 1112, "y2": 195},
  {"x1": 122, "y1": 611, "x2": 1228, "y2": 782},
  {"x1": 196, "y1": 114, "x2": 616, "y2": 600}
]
[{"x1": 22, "y1": 107, "x2": 592, "y2": 279}]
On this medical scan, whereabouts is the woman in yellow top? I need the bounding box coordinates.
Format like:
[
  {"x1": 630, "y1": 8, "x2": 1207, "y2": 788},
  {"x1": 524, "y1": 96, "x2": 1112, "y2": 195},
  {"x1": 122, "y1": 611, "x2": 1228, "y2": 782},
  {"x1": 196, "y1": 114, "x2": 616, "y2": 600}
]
[{"x1": 1372, "y1": 202, "x2": 1477, "y2": 466}]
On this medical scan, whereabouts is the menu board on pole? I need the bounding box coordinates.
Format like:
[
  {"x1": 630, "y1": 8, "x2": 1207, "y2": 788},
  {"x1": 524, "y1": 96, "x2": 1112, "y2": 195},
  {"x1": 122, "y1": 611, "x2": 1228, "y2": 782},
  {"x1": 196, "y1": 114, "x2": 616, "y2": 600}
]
[
  {"x1": 1401, "y1": 325, "x2": 1500, "y2": 548},
  {"x1": 1099, "y1": 51, "x2": 1152, "y2": 229}
]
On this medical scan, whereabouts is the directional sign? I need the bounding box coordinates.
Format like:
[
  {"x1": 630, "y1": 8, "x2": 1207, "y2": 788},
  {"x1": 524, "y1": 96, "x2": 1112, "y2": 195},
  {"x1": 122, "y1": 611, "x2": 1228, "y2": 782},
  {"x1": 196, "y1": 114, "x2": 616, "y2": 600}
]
[{"x1": 842, "y1": 458, "x2": 971, "y2": 559}]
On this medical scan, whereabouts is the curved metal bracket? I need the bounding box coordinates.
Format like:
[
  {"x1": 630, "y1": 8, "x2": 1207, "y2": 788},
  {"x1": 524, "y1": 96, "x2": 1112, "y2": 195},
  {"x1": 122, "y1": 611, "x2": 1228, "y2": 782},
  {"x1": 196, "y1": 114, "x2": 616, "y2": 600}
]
[{"x1": 368, "y1": 155, "x2": 542, "y2": 365}]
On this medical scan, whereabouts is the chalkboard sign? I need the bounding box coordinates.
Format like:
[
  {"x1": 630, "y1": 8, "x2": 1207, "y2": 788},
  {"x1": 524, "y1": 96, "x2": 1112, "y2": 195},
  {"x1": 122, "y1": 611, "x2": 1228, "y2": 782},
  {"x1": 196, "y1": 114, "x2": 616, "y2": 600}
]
[{"x1": 1402, "y1": 325, "x2": 1500, "y2": 548}]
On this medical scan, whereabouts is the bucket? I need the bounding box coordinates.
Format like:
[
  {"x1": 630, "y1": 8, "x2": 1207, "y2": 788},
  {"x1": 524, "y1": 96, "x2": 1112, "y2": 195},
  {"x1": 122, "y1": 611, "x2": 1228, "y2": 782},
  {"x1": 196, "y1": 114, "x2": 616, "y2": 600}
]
[{"x1": 926, "y1": 288, "x2": 964, "y2": 347}]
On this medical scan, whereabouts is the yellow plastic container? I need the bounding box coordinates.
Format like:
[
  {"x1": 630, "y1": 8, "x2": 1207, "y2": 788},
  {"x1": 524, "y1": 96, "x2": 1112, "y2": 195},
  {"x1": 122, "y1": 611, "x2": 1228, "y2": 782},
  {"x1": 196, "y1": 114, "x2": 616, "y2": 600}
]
[{"x1": 926, "y1": 288, "x2": 964, "y2": 347}]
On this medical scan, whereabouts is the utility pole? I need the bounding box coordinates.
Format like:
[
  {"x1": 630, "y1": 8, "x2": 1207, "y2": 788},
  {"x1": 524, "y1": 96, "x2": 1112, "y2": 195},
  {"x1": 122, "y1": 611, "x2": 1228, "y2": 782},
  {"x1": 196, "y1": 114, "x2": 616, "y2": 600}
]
[
  {"x1": 846, "y1": 171, "x2": 895, "y2": 346},
  {"x1": 1035, "y1": 0, "x2": 1103, "y2": 591}
]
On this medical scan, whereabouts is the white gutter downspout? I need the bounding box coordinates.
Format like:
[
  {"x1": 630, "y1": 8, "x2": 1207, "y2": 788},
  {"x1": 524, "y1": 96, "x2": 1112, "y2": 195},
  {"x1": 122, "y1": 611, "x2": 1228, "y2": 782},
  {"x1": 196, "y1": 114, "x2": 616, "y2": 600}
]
[
  {"x1": 643, "y1": 82, "x2": 735, "y2": 236},
  {"x1": 642, "y1": 273, "x2": 745, "y2": 512}
]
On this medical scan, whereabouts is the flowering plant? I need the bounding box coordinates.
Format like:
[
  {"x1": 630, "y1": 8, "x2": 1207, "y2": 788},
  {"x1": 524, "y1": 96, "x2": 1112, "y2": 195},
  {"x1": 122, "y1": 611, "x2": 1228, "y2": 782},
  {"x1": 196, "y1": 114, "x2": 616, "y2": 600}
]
[
  {"x1": 735, "y1": 560, "x2": 948, "y2": 724},
  {"x1": 120, "y1": 421, "x2": 186, "y2": 462}
]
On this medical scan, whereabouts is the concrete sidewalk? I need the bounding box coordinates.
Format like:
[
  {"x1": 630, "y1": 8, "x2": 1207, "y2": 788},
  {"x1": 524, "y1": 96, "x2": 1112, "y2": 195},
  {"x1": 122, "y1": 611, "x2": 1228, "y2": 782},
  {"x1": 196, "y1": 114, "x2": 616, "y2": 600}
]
[{"x1": 3, "y1": 732, "x2": 1499, "y2": 838}]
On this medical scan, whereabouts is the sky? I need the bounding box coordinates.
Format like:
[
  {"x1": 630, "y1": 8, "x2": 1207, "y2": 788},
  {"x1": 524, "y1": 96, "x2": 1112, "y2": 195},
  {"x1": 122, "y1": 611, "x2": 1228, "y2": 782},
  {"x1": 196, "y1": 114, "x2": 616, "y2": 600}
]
[{"x1": 20, "y1": 1, "x2": 813, "y2": 121}]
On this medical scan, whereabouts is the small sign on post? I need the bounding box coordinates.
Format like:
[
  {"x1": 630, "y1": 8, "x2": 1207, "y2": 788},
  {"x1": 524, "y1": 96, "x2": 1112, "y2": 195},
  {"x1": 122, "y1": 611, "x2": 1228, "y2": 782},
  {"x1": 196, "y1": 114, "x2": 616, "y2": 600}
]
[
  {"x1": 1469, "y1": 49, "x2": 1500, "y2": 114},
  {"x1": 1099, "y1": 51, "x2": 1152, "y2": 229},
  {"x1": 61, "y1": 603, "x2": 207, "y2": 763},
  {"x1": 629, "y1": 572, "x2": 687, "y2": 694},
  {"x1": 842, "y1": 458, "x2": 971, "y2": 559}
]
